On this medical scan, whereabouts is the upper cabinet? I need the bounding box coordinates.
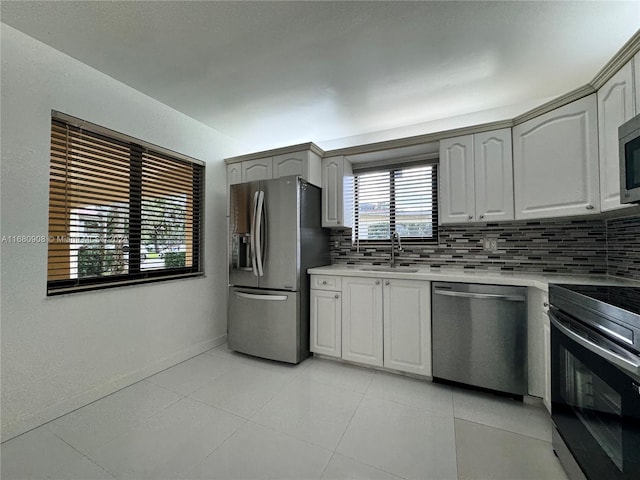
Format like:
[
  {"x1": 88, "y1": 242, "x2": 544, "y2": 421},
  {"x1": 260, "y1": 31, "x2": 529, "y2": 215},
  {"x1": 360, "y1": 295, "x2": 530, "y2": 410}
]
[
  {"x1": 227, "y1": 163, "x2": 243, "y2": 186},
  {"x1": 439, "y1": 135, "x2": 475, "y2": 223},
  {"x1": 321, "y1": 156, "x2": 354, "y2": 228},
  {"x1": 226, "y1": 146, "x2": 322, "y2": 187},
  {"x1": 439, "y1": 128, "x2": 514, "y2": 224},
  {"x1": 597, "y1": 60, "x2": 636, "y2": 212},
  {"x1": 242, "y1": 157, "x2": 273, "y2": 182},
  {"x1": 512, "y1": 94, "x2": 600, "y2": 220},
  {"x1": 635, "y1": 52, "x2": 640, "y2": 114},
  {"x1": 273, "y1": 150, "x2": 322, "y2": 186}
]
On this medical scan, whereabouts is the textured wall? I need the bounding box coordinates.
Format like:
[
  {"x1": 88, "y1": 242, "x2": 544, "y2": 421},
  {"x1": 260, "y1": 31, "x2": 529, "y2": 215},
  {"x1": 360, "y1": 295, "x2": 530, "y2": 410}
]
[{"x1": 330, "y1": 212, "x2": 640, "y2": 280}]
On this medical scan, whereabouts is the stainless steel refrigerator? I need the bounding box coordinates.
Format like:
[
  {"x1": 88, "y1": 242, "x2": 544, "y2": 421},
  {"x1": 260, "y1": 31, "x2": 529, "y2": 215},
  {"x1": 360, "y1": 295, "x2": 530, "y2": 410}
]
[{"x1": 228, "y1": 176, "x2": 330, "y2": 364}]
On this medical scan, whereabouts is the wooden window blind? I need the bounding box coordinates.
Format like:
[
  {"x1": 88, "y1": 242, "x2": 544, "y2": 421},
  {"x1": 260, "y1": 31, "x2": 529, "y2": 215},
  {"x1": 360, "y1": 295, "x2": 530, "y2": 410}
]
[
  {"x1": 353, "y1": 163, "x2": 438, "y2": 244},
  {"x1": 47, "y1": 115, "x2": 204, "y2": 294}
]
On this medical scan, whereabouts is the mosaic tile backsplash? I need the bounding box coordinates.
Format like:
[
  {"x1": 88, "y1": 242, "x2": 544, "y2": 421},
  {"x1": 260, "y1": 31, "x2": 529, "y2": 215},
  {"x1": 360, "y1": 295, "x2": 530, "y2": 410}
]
[
  {"x1": 329, "y1": 214, "x2": 640, "y2": 280},
  {"x1": 607, "y1": 215, "x2": 640, "y2": 280}
]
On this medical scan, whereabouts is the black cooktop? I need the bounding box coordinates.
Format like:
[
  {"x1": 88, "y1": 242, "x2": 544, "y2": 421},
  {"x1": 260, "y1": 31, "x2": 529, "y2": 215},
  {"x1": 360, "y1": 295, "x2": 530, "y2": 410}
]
[{"x1": 554, "y1": 284, "x2": 640, "y2": 316}]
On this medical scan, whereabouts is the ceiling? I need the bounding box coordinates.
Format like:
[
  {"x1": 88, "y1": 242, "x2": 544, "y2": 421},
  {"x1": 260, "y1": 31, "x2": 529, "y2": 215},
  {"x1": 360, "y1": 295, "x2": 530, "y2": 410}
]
[{"x1": 2, "y1": 1, "x2": 639, "y2": 153}]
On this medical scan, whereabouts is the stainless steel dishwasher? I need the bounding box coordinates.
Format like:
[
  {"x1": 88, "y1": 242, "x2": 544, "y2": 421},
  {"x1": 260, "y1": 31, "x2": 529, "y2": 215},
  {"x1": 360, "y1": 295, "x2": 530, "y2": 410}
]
[{"x1": 431, "y1": 282, "x2": 528, "y2": 396}]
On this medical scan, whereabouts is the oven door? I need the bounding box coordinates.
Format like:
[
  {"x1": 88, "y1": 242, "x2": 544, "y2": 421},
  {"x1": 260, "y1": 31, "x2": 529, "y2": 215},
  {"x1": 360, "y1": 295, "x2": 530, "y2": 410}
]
[{"x1": 550, "y1": 307, "x2": 640, "y2": 479}]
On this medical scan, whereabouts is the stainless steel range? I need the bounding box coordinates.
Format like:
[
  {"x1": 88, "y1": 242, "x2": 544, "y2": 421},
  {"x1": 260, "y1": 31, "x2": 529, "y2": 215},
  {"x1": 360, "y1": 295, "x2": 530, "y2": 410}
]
[{"x1": 548, "y1": 284, "x2": 640, "y2": 480}]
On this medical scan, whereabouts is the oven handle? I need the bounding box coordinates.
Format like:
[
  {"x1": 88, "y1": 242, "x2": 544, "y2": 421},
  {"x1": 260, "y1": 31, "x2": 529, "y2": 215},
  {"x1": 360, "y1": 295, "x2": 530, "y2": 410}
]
[{"x1": 549, "y1": 311, "x2": 640, "y2": 377}]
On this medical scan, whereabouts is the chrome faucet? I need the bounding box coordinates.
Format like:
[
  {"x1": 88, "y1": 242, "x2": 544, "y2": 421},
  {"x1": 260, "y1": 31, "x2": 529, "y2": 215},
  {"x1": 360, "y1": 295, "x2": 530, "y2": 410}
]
[{"x1": 390, "y1": 231, "x2": 403, "y2": 268}]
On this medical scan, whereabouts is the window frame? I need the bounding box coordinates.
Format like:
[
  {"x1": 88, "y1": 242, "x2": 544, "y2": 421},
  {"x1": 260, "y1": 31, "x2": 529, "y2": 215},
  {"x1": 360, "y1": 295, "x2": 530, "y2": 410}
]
[
  {"x1": 352, "y1": 161, "x2": 438, "y2": 246},
  {"x1": 47, "y1": 112, "x2": 205, "y2": 295}
]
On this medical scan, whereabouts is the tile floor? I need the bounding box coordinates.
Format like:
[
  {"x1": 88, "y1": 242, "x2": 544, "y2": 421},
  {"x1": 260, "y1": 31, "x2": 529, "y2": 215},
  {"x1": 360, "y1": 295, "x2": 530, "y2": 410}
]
[{"x1": 1, "y1": 344, "x2": 569, "y2": 480}]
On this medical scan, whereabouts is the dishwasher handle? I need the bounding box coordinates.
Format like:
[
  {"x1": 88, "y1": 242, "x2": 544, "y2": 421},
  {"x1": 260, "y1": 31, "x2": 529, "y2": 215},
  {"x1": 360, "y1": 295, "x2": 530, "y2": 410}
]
[{"x1": 433, "y1": 288, "x2": 525, "y2": 302}]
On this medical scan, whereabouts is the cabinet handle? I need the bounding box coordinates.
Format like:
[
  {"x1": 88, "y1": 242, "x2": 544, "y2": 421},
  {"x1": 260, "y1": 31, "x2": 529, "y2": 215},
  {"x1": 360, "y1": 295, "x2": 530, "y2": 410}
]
[
  {"x1": 337, "y1": 220, "x2": 341, "y2": 224},
  {"x1": 375, "y1": 280, "x2": 380, "y2": 285},
  {"x1": 385, "y1": 281, "x2": 390, "y2": 286},
  {"x1": 335, "y1": 294, "x2": 339, "y2": 299},
  {"x1": 468, "y1": 215, "x2": 473, "y2": 220},
  {"x1": 479, "y1": 214, "x2": 484, "y2": 219},
  {"x1": 543, "y1": 302, "x2": 549, "y2": 307},
  {"x1": 322, "y1": 281, "x2": 327, "y2": 285},
  {"x1": 586, "y1": 204, "x2": 594, "y2": 210}
]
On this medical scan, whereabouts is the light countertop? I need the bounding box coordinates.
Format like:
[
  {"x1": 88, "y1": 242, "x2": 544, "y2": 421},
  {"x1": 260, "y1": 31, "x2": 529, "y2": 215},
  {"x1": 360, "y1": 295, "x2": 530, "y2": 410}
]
[{"x1": 307, "y1": 264, "x2": 640, "y2": 291}]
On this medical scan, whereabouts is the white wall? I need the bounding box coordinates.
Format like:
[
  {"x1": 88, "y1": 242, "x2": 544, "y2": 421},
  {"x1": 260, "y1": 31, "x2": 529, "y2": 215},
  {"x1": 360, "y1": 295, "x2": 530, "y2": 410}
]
[{"x1": 0, "y1": 25, "x2": 238, "y2": 441}]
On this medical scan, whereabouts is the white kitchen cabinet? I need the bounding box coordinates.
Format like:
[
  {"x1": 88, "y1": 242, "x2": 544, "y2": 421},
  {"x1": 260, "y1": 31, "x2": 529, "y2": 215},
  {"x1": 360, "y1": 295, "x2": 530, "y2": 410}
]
[
  {"x1": 598, "y1": 61, "x2": 636, "y2": 212},
  {"x1": 513, "y1": 94, "x2": 600, "y2": 219},
  {"x1": 321, "y1": 156, "x2": 354, "y2": 228},
  {"x1": 383, "y1": 279, "x2": 431, "y2": 376},
  {"x1": 635, "y1": 52, "x2": 640, "y2": 114},
  {"x1": 242, "y1": 157, "x2": 273, "y2": 182},
  {"x1": 227, "y1": 147, "x2": 322, "y2": 187},
  {"x1": 473, "y1": 129, "x2": 514, "y2": 222},
  {"x1": 341, "y1": 276, "x2": 383, "y2": 367},
  {"x1": 439, "y1": 135, "x2": 475, "y2": 223},
  {"x1": 439, "y1": 129, "x2": 513, "y2": 224},
  {"x1": 273, "y1": 150, "x2": 322, "y2": 187},
  {"x1": 543, "y1": 304, "x2": 551, "y2": 413},
  {"x1": 227, "y1": 163, "x2": 243, "y2": 185},
  {"x1": 527, "y1": 287, "x2": 551, "y2": 412},
  {"x1": 310, "y1": 289, "x2": 342, "y2": 358}
]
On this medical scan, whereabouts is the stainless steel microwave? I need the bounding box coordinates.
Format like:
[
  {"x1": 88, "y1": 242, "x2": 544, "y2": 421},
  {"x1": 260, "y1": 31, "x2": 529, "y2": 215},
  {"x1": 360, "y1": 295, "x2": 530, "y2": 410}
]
[{"x1": 619, "y1": 113, "x2": 640, "y2": 204}]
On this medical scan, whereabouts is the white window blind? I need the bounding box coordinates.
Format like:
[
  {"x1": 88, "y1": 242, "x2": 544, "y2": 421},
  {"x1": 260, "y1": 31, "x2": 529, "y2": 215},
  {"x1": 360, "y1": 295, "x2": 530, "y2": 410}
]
[{"x1": 353, "y1": 163, "x2": 438, "y2": 244}]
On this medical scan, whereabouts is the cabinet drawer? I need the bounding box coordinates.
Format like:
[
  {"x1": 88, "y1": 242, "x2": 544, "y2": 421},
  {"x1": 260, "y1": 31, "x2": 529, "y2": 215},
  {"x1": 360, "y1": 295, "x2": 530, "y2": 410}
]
[{"x1": 311, "y1": 275, "x2": 342, "y2": 291}]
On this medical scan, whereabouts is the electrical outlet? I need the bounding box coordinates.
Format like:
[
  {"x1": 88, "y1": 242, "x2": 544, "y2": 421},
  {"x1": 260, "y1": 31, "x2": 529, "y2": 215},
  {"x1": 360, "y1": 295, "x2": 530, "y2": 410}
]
[{"x1": 482, "y1": 237, "x2": 498, "y2": 252}]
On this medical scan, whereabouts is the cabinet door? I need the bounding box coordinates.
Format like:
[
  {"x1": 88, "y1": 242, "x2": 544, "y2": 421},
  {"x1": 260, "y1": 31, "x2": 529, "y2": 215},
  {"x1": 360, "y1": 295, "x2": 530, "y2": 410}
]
[
  {"x1": 598, "y1": 61, "x2": 635, "y2": 212},
  {"x1": 513, "y1": 94, "x2": 599, "y2": 220},
  {"x1": 474, "y1": 129, "x2": 514, "y2": 222},
  {"x1": 527, "y1": 287, "x2": 546, "y2": 399},
  {"x1": 383, "y1": 279, "x2": 431, "y2": 376},
  {"x1": 322, "y1": 156, "x2": 353, "y2": 228},
  {"x1": 242, "y1": 157, "x2": 273, "y2": 182},
  {"x1": 273, "y1": 152, "x2": 307, "y2": 178},
  {"x1": 273, "y1": 151, "x2": 322, "y2": 186},
  {"x1": 439, "y1": 135, "x2": 475, "y2": 224},
  {"x1": 227, "y1": 163, "x2": 243, "y2": 185},
  {"x1": 310, "y1": 290, "x2": 341, "y2": 358},
  {"x1": 543, "y1": 308, "x2": 551, "y2": 413},
  {"x1": 341, "y1": 277, "x2": 383, "y2": 367},
  {"x1": 635, "y1": 52, "x2": 640, "y2": 115}
]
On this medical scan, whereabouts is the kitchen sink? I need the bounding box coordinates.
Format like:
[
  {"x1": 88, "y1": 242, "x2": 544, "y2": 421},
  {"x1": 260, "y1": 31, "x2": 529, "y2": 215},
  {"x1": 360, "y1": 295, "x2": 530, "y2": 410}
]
[{"x1": 359, "y1": 266, "x2": 420, "y2": 273}]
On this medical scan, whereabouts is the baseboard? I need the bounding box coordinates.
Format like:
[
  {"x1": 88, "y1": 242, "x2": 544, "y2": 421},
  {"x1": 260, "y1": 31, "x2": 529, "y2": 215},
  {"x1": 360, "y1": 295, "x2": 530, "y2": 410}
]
[{"x1": 1, "y1": 334, "x2": 227, "y2": 443}]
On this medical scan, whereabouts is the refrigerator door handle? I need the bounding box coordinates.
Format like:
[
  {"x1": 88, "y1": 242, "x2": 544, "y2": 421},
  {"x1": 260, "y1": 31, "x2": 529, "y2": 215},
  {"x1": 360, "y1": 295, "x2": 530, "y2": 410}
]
[
  {"x1": 255, "y1": 190, "x2": 265, "y2": 276},
  {"x1": 234, "y1": 291, "x2": 288, "y2": 301},
  {"x1": 250, "y1": 191, "x2": 260, "y2": 276}
]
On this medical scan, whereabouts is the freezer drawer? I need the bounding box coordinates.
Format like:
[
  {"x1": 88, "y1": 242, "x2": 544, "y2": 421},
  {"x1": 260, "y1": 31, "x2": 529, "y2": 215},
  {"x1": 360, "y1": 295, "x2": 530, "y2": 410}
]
[
  {"x1": 431, "y1": 282, "x2": 528, "y2": 396},
  {"x1": 228, "y1": 287, "x2": 302, "y2": 363}
]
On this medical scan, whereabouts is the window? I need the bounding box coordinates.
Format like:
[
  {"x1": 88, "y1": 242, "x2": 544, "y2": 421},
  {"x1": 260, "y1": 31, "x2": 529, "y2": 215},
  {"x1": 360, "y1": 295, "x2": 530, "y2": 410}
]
[
  {"x1": 353, "y1": 163, "x2": 437, "y2": 244},
  {"x1": 47, "y1": 113, "x2": 204, "y2": 294}
]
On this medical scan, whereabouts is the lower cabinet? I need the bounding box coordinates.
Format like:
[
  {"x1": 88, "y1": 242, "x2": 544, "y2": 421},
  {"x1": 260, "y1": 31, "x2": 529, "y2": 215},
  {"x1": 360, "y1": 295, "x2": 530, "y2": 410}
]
[
  {"x1": 527, "y1": 287, "x2": 551, "y2": 412},
  {"x1": 341, "y1": 277, "x2": 384, "y2": 367},
  {"x1": 542, "y1": 305, "x2": 551, "y2": 413},
  {"x1": 310, "y1": 289, "x2": 341, "y2": 358},
  {"x1": 383, "y1": 279, "x2": 431, "y2": 376},
  {"x1": 311, "y1": 275, "x2": 432, "y2": 376}
]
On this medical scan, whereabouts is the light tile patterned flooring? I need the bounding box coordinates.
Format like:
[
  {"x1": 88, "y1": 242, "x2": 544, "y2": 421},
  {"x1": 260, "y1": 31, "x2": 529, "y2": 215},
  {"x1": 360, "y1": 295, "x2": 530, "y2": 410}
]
[{"x1": 1, "y1": 344, "x2": 569, "y2": 480}]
